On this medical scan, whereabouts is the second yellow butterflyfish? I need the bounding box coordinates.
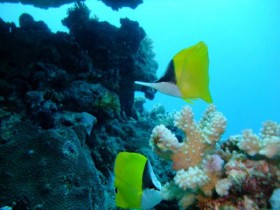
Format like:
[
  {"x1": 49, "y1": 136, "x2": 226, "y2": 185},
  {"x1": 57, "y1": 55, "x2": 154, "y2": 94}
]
[
  {"x1": 135, "y1": 41, "x2": 212, "y2": 103},
  {"x1": 114, "y1": 152, "x2": 162, "y2": 209}
]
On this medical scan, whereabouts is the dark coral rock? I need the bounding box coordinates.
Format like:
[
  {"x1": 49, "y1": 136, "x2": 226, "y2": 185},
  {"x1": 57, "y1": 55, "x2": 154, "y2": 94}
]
[
  {"x1": 0, "y1": 0, "x2": 142, "y2": 10},
  {"x1": 30, "y1": 63, "x2": 70, "y2": 90},
  {"x1": 0, "y1": 15, "x2": 92, "y2": 75},
  {"x1": 62, "y1": 4, "x2": 157, "y2": 116},
  {"x1": 0, "y1": 114, "x2": 21, "y2": 143},
  {"x1": 25, "y1": 89, "x2": 64, "y2": 128},
  {"x1": 88, "y1": 118, "x2": 145, "y2": 174},
  {"x1": 62, "y1": 9, "x2": 120, "y2": 70},
  {"x1": 19, "y1": 13, "x2": 50, "y2": 32},
  {"x1": 134, "y1": 51, "x2": 155, "y2": 77},
  {"x1": 134, "y1": 96, "x2": 146, "y2": 115},
  {"x1": 119, "y1": 18, "x2": 146, "y2": 53},
  {"x1": 0, "y1": 13, "x2": 157, "y2": 121},
  {"x1": 0, "y1": 14, "x2": 100, "y2": 121},
  {"x1": 0, "y1": 122, "x2": 106, "y2": 209},
  {"x1": 80, "y1": 67, "x2": 120, "y2": 91},
  {"x1": 0, "y1": 0, "x2": 75, "y2": 9},
  {"x1": 0, "y1": 18, "x2": 16, "y2": 34},
  {"x1": 0, "y1": 9, "x2": 160, "y2": 210},
  {"x1": 133, "y1": 37, "x2": 158, "y2": 99},
  {"x1": 62, "y1": 2, "x2": 91, "y2": 30},
  {"x1": 101, "y1": 0, "x2": 143, "y2": 10},
  {"x1": 63, "y1": 80, "x2": 120, "y2": 120},
  {"x1": 53, "y1": 111, "x2": 97, "y2": 136}
]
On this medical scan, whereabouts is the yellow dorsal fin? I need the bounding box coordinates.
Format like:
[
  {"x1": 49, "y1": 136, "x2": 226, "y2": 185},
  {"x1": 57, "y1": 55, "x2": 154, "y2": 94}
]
[{"x1": 173, "y1": 41, "x2": 212, "y2": 103}]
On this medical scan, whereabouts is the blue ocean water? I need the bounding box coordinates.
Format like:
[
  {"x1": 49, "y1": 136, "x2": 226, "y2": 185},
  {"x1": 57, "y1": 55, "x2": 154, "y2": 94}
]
[{"x1": 1, "y1": 0, "x2": 279, "y2": 138}]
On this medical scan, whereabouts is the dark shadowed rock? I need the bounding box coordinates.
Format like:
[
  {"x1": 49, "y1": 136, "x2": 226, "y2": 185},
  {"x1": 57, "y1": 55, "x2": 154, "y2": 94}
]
[
  {"x1": 0, "y1": 121, "x2": 106, "y2": 209},
  {"x1": 62, "y1": 4, "x2": 157, "y2": 116},
  {"x1": 0, "y1": 0, "x2": 143, "y2": 10},
  {"x1": 101, "y1": 0, "x2": 143, "y2": 10},
  {"x1": 19, "y1": 13, "x2": 50, "y2": 32},
  {"x1": 0, "y1": 11, "x2": 160, "y2": 209}
]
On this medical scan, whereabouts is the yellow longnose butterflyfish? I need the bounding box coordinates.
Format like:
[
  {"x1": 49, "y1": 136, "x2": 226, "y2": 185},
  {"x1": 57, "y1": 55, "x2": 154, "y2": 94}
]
[
  {"x1": 114, "y1": 152, "x2": 162, "y2": 209},
  {"x1": 135, "y1": 41, "x2": 213, "y2": 103}
]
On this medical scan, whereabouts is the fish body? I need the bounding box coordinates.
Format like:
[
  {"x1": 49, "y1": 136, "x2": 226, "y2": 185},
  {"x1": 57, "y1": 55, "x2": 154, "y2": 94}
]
[
  {"x1": 135, "y1": 41, "x2": 212, "y2": 103},
  {"x1": 114, "y1": 152, "x2": 162, "y2": 209}
]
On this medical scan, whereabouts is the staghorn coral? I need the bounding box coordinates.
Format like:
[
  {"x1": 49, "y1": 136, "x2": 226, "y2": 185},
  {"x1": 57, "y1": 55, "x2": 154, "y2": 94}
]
[
  {"x1": 174, "y1": 167, "x2": 209, "y2": 190},
  {"x1": 214, "y1": 122, "x2": 280, "y2": 209},
  {"x1": 150, "y1": 105, "x2": 226, "y2": 171},
  {"x1": 150, "y1": 105, "x2": 227, "y2": 208},
  {"x1": 150, "y1": 105, "x2": 280, "y2": 209},
  {"x1": 215, "y1": 178, "x2": 232, "y2": 196},
  {"x1": 238, "y1": 121, "x2": 280, "y2": 158}
]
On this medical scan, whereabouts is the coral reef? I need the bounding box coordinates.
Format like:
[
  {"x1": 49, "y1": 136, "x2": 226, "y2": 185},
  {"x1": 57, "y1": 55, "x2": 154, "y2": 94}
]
[
  {"x1": 133, "y1": 37, "x2": 158, "y2": 100},
  {"x1": 0, "y1": 5, "x2": 158, "y2": 209},
  {"x1": 0, "y1": 2, "x2": 279, "y2": 209},
  {"x1": 0, "y1": 0, "x2": 73, "y2": 9},
  {"x1": 150, "y1": 105, "x2": 280, "y2": 209},
  {"x1": 150, "y1": 105, "x2": 226, "y2": 169},
  {"x1": 0, "y1": 0, "x2": 143, "y2": 10},
  {"x1": 238, "y1": 121, "x2": 280, "y2": 158},
  {"x1": 0, "y1": 121, "x2": 103, "y2": 209},
  {"x1": 0, "y1": 3, "x2": 157, "y2": 123},
  {"x1": 101, "y1": 0, "x2": 143, "y2": 10},
  {"x1": 62, "y1": 3, "x2": 157, "y2": 117}
]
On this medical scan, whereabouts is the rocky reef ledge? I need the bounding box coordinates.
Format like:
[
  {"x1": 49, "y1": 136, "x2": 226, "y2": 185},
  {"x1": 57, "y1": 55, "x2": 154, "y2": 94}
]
[
  {"x1": 0, "y1": 4, "x2": 159, "y2": 209},
  {"x1": 0, "y1": 0, "x2": 143, "y2": 10}
]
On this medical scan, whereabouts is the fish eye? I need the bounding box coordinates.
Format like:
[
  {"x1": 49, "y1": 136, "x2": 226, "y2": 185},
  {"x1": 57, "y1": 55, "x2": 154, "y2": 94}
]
[
  {"x1": 148, "y1": 184, "x2": 160, "y2": 191},
  {"x1": 148, "y1": 183, "x2": 156, "y2": 190},
  {"x1": 115, "y1": 187, "x2": 118, "y2": 193}
]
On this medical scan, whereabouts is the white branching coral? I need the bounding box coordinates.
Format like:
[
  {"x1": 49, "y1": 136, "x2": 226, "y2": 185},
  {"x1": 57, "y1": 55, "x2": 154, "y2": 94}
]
[
  {"x1": 150, "y1": 105, "x2": 227, "y2": 170},
  {"x1": 149, "y1": 105, "x2": 227, "y2": 203},
  {"x1": 262, "y1": 121, "x2": 280, "y2": 138},
  {"x1": 224, "y1": 159, "x2": 247, "y2": 184},
  {"x1": 174, "y1": 167, "x2": 209, "y2": 190},
  {"x1": 160, "y1": 181, "x2": 184, "y2": 201},
  {"x1": 238, "y1": 130, "x2": 261, "y2": 156},
  {"x1": 238, "y1": 121, "x2": 280, "y2": 158},
  {"x1": 150, "y1": 105, "x2": 280, "y2": 209},
  {"x1": 150, "y1": 124, "x2": 181, "y2": 158},
  {"x1": 215, "y1": 178, "x2": 232, "y2": 196},
  {"x1": 259, "y1": 136, "x2": 280, "y2": 158},
  {"x1": 179, "y1": 193, "x2": 196, "y2": 210},
  {"x1": 199, "y1": 104, "x2": 227, "y2": 144}
]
